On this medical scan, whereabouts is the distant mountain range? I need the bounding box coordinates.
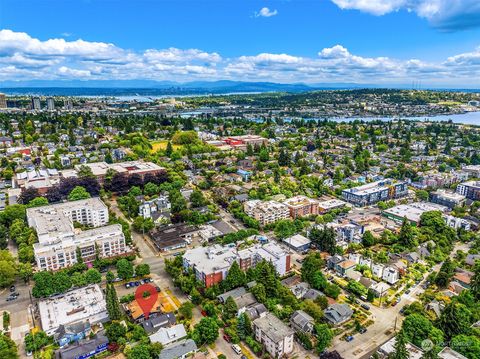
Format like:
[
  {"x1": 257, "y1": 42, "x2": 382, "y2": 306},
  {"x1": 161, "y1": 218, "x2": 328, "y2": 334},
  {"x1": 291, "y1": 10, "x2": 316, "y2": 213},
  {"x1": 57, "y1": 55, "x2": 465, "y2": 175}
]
[
  {"x1": 0, "y1": 80, "x2": 376, "y2": 96},
  {"x1": 0, "y1": 80, "x2": 478, "y2": 96}
]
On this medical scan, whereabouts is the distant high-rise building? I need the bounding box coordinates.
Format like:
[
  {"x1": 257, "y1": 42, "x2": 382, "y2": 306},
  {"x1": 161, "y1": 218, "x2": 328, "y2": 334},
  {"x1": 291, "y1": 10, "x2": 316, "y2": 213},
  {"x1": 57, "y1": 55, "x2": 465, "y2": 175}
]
[
  {"x1": 46, "y1": 97, "x2": 55, "y2": 111},
  {"x1": 64, "y1": 98, "x2": 73, "y2": 110},
  {"x1": 0, "y1": 93, "x2": 6, "y2": 109},
  {"x1": 31, "y1": 96, "x2": 41, "y2": 111}
]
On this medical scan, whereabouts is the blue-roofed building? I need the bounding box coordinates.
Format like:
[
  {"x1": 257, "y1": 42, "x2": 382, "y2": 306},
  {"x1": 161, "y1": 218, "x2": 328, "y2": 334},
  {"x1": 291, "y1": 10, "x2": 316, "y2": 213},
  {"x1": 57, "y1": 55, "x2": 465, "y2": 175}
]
[{"x1": 237, "y1": 169, "x2": 252, "y2": 182}]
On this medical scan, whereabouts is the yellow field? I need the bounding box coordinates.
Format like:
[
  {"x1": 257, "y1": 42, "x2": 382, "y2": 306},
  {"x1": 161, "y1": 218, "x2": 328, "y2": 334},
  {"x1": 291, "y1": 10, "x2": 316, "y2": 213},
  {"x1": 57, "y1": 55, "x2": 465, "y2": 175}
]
[{"x1": 150, "y1": 140, "x2": 182, "y2": 153}]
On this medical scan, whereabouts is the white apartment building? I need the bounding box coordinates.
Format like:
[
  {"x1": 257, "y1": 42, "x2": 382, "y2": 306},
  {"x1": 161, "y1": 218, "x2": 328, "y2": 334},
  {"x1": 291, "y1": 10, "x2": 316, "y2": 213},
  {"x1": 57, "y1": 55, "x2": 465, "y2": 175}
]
[
  {"x1": 238, "y1": 242, "x2": 291, "y2": 276},
  {"x1": 243, "y1": 200, "x2": 290, "y2": 226},
  {"x1": 28, "y1": 198, "x2": 128, "y2": 271},
  {"x1": 253, "y1": 313, "x2": 294, "y2": 357}
]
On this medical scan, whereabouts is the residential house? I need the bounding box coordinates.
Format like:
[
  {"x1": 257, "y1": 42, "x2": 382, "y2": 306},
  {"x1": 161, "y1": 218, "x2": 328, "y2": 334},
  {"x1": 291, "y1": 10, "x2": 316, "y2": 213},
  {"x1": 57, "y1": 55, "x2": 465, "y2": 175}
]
[
  {"x1": 290, "y1": 310, "x2": 314, "y2": 334},
  {"x1": 159, "y1": 339, "x2": 198, "y2": 359},
  {"x1": 324, "y1": 304, "x2": 353, "y2": 326}
]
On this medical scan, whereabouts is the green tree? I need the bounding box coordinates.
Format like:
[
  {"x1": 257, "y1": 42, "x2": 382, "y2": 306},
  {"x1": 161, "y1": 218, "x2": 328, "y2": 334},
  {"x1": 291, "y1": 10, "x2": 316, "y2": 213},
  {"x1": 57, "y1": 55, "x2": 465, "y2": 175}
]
[
  {"x1": 0, "y1": 250, "x2": 16, "y2": 288},
  {"x1": 192, "y1": 317, "x2": 219, "y2": 345},
  {"x1": 398, "y1": 217, "x2": 415, "y2": 247},
  {"x1": 27, "y1": 197, "x2": 49, "y2": 208},
  {"x1": 301, "y1": 299, "x2": 324, "y2": 322},
  {"x1": 223, "y1": 261, "x2": 246, "y2": 291},
  {"x1": 471, "y1": 260, "x2": 480, "y2": 300},
  {"x1": 135, "y1": 263, "x2": 150, "y2": 277},
  {"x1": 362, "y1": 231, "x2": 375, "y2": 247},
  {"x1": 451, "y1": 335, "x2": 480, "y2": 358},
  {"x1": 309, "y1": 226, "x2": 336, "y2": 255},
  {"x1": 116, "y1": 259, "x2": 134, "y2": 280},
  {"x1": 106, "y1": 271, "x2": 115, "y2": 283},
  {"x1": 251, "y1": 283, "x2": 267, "y2": 303},
  {"x1": 0, "y1": 333, "x2": 18, "y2": 359},
  {"x1": 85, "y1": 268, "x2": 102, "y2": 284},
  {"x1": 68, "y1": 186, "x2": 91, "y2": 201},
  {"x1": 24, "y1": 331, "x2": 50, "y2": 353},
  {"x1": 391, "y1": 331, "x2": 409, "y2": 359},
  {"x1": 438, "y1": 302, "x2": 472, "y2": 340},
  {"x1": 315, "y1": 323, "x2": 333, "y2": 353},
  {"x1": 178, "y1": 301, "x2": 194, "y2": 320},
  {"x1": 17, "y1": 262, "x2": 33, "y2": 283},
  {"x1": 165, "y1": 141, "x2": 173, "y2": 157},
  {"x1": 237, "y1": 313, "x2": 252, "y2": 340},
  {"x1": 274, "y1": 219, "x2": 297, "y2": 240},
  {"x1": 106, "y1": 321, "x2": 126, "y2": 342},
  {"x1": 223, "y1": 296, "x2": 238, "y2": 321},
  {"x1": 106, "y1": 283, "x2": 122, "y2": 320}
]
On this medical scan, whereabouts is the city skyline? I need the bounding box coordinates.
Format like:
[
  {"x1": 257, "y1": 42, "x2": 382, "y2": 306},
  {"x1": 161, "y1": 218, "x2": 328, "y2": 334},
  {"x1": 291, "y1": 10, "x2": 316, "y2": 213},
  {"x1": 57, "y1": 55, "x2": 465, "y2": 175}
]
[{"x1": 0, "y1": 0, "x2": 480, "y2": 87}]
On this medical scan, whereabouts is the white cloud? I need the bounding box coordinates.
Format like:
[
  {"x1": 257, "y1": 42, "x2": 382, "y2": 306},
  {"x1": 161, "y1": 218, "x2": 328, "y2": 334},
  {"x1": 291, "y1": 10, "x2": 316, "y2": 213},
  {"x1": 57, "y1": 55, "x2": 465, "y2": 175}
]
[
  {"x1": 330, "y1": 0, "x2": 480, "y2": 30},
  {"x1": 255, "y1": 7, "x2": 278, "y2": 18},
  {"x1": 2, "y1": 29, "x2": 480, "y2": 86}
]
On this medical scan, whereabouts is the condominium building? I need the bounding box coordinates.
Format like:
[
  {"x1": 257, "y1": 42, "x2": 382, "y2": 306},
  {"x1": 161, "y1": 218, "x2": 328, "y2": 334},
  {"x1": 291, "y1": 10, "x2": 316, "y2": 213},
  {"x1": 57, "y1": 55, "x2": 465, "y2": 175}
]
[
  {"x1": 0, "y1": 93, "x2": 6, "y2": 109},
  {"x1": 46, "y1": 97, "x2": 55, "y2": 111},
  {"x1": 27, "y1": 198, "x2": 128, "y2": 270},
  {"x1": 456, "y1": 181, "x2": 480, "y2": 200},
  {"x1": 253, "y1": 313, "x2": 294, "y2": 357},
  {"x1": 342, "y1": 179, "x2": 408, "y2": 206},
  {"x1": 244, "y1": 200, "x2": 290, "y2": 225},
  {"x1": 283, "y1": 195, "x2": 319, "y2": 218},
  {"x1": 183, "y1": 241, "x2": 290, "y2": 287},
  {"x1": 31, "y1": 96, "x2": 41, "y2": 111}
]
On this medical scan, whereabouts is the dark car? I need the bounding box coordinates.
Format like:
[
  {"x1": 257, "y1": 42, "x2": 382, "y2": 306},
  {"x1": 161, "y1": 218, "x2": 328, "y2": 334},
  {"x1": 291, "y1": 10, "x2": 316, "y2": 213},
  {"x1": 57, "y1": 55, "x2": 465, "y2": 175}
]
[
  {"x1": 9, "y1": 285, "x2": 15, "y2": 292},
  {"x1": 405, "y1": 290, "x2": 411, "y2": 294},
  {"x1": 6, "y1": 296, "x2": 16, "y2": 302},
  {"x1": 345, "y1": 336, "x2": 354, "y2": 342},
  {"x1": 134, "y1": 281, "x2": 140, "y2": 286},
  {"x1": 223, "y1": 334, "x2": 231, "y2": 343},
  {"x1": 361, "y1": 304, "x2": 370, "y2": 310},
  {"x1": 359, "y1": 328, "x2": 367, "y2": 334}
]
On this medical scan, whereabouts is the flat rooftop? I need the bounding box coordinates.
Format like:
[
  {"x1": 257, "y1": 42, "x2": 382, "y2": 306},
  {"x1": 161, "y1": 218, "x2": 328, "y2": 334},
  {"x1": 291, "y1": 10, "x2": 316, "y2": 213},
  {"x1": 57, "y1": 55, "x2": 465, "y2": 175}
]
[
  {"x1": 38, "y1": 284, "x2": 107, "y2": 334},
  {"x1": 253, "y1": 312, "x2": 294, "y2": 342},
  {"x1": 384, "y1": 202, "x2": 447, "y2": 223}
]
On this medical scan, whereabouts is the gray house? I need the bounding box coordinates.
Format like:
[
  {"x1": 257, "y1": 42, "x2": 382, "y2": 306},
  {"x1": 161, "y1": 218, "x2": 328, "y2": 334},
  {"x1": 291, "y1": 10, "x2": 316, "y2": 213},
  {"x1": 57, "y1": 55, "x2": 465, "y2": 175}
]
[
  {"x1": 290, "y1": 310, "x2": 314, "y2": 334},
  {"x1": 324, "y1": 304, "x2": 353, "y2": 326}
]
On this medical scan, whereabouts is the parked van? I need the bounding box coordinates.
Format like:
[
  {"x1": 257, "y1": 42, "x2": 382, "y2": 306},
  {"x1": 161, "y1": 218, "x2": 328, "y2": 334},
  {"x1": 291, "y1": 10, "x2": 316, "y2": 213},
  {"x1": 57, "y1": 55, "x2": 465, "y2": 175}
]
[{"x1": 232, "y1": 344, "x2": 242, "y2": 355}]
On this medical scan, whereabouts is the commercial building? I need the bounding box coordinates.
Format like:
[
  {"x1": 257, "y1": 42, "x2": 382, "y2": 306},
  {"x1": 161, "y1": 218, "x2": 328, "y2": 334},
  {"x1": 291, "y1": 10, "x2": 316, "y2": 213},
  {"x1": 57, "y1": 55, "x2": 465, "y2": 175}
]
[
  {"x1": 183, "y1": 241, "x2": 290, "y2": 287},
  {"x1": 74, "y1": 161, "x2": 165, "y2": 184},
  {"x1": 342, "y1": 179, "x2": 408, "y2": 206},
  {"x1": 28, "y1": 198, "x2": 128, "y2": 270},
  {"x1": 283, "y1": 234, "x2": 311, "y2": 252},
  {"x1": 244, "y1": 200, "x2": 290, "y2": 225},
  {"x1": 223, "y1": 135, "x2": 268, "y2": 150},
  {"x1": 317, "y1": 199, "x2": 347, "y2": 214},
  {"x1": 253, "y1": 312, "x2": 294, "y2": 357},
  {"x1": 150, "y1": 224, "x2": 197, "y2": 252},
  {"x1": 382, "y1": 202, "x2": 448, "y2": 226},
  {"x1": 456, "y1": 181, "x2": 480, "y2": 200},
  {"x1": 38, "y1": 285, "x2": 109, "y2": 336},
  {"x1": 15, "y1": 168, "x2": 61, "y2": 194},
  {"x1": 462, "y1": 165, "x2": 480, "y2": 178},
  {"x1": 55, "y1": 333, "x2": 108, "y2": 359},
  {"x1": 0, "y1": 93, "x2": 6, "y2": 109},
  {"x1": 430, "y1": 189, "x2": 466, "y2": 209},
  {"x1": 283, "y1": 195, "x2": 319, "y2": 218}
]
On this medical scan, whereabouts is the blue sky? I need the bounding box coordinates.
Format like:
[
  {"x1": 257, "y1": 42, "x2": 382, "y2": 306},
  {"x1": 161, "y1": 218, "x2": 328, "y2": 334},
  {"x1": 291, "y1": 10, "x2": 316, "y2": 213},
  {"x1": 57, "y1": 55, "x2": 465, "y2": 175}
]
[{"x1": 1, "y1": 0, "x2": 480, "y2": 86}]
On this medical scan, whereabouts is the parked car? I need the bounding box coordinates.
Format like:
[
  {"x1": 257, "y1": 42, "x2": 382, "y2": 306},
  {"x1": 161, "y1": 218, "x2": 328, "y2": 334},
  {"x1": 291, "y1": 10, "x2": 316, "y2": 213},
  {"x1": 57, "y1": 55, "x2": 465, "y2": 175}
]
[
  {"x1": 405, "y1": 290, "x2": 411, "y2": 294},
  {"x1": 125, "y1": 283, "x2": 131, "y2": 288},
  {"x1": 10, "y1": 285, "x2": 15, "y2": 292},
  {"x1": 359, "y1": 328, "x2": 367, "y2": 334},
  {"x1": 232, "y1": 344, "x2": 242, "y2": 355},
  {"x1": 361, "y1": 304, "x2": 370, "y2": 310},
  {"x1": 223, "y1": 334, "x2": 231, "y2": 343},
  {"x1": 346, "y1": 336, "x2": 354, "y2": 342}
]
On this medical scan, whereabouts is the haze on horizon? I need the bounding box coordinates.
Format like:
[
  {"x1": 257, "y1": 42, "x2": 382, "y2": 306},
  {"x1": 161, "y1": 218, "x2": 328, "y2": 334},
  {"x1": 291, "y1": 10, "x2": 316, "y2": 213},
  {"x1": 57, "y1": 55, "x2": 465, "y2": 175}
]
[{"x1": 1, "y1": 0, "x2": 480, "y2": 88}]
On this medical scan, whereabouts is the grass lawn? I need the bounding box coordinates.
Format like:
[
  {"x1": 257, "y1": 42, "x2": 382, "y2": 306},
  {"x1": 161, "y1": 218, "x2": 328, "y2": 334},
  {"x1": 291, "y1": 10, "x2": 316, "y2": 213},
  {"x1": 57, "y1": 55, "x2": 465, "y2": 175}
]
[{"x1": 150, "y1": 140, "x2": 182, "y2": 153}]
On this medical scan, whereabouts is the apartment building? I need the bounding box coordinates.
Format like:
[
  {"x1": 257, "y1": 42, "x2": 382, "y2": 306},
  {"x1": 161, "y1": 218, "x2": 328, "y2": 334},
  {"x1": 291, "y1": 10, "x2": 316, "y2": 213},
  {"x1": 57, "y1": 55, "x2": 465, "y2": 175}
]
[
  {"x1": 238, "y1": 242, "x2": 291, "y2": 276},
  {"x1": 283, "y1": 195, "x2": 319, "y2": 218},
  {"x1": 430, "y1": 189, "x2": 466, "y2": 209},
  {"x1": 0, "y1": 93, "x2": 6, "y2": 109},
  {"x1": 456, "y1": 181, "x2": 480, "y2": 200},
  {"x1": 342, "y1": 179, "x2": 408, "y2": 206},
  {"x1": 244, "y1": 200, "x2": 290, "y2": 225},
  {"x1": 253, "y1": 313, "x2": 294, "y2": 357},
  {"x1": 28, "y1": 198, "x2": 128, "y2": 270},
  {"x1": 183, "y1": 242, "x2": 290, "y2": 287}
]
